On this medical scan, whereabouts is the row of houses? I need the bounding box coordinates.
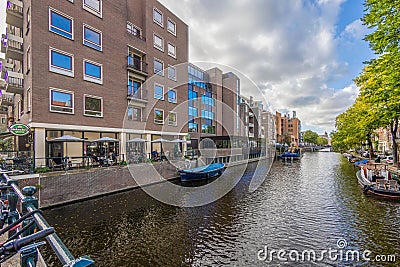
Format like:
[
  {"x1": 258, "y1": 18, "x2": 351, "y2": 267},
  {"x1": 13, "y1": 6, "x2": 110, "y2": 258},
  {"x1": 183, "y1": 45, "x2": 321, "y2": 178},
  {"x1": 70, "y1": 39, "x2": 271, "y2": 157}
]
[{"x1": 0, "y1": 0, "x2": 300, "y2": 165}]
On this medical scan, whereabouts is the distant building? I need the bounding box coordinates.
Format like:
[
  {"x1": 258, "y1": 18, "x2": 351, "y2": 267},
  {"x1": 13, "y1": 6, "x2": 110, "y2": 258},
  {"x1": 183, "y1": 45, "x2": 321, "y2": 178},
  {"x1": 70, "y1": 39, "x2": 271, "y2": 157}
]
[{"x1": 275, "y1": 111, "x2": 301, "y2": 146}]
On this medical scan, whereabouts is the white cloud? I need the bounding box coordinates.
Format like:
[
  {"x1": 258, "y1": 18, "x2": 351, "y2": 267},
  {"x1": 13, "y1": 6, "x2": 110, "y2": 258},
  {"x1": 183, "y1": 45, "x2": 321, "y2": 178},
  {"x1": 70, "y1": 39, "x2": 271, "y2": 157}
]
[
  {"x1": 341, "y1": 19, "x2": 368, "y2": 40},
  {"x1": 159, "y1": 0, "x2": 360, "y2": 133}
]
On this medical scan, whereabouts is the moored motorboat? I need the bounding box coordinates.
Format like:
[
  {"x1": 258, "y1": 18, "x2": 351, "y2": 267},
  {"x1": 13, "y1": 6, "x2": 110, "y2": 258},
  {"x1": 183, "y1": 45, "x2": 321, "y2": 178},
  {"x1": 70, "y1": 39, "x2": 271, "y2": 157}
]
[
  {"x1": 278, "y1": 152, "x2": 301, "y2": 160},
  {"x1": 356, "y1": 164, "x2": 400, "y2": 199},
  {"x1": 179, "y1": 163, "x2": 225, "y2": 182}
]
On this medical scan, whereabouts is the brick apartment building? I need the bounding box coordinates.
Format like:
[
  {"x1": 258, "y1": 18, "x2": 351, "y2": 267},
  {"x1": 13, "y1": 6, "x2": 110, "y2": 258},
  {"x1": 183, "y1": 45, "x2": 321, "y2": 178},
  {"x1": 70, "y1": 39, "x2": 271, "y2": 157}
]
[
  {"x1": 187, "y1": 63, "x2": 247, "y2": 151},
  {"x1": 1, "y1": 0, "x2": 189, "y2": 165},
  {"x1": 275, "y1": 111, "x2": 301, "y2": 146}
]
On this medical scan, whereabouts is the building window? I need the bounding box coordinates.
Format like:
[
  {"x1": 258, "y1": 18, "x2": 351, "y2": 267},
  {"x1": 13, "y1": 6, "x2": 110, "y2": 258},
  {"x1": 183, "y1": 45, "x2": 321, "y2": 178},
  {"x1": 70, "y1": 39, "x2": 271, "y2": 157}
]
[
  {"x1": 50, "y1": 89, "x2": 74, "y2": 114},
  {"x1": 154, "y1": 58, "x2": 164, "y2": 75},
  {"x1": 84, "y1": 95, "x2": 103, "y2": 117},
  {"x1": 167, "y1": 18, "x2": 176, "y2": 35},
  {"x1": 83, "y1": 60, "x2": 103, "y2": 84},
  {"x1": 128, "y1": 79, "x2": 141, "y2": 97},
  {"x1": 154, "y1": 109, "x2": 164, "y2": 124},
  {"x1": 49, "y1": 48, "x2": 74, "y2": 77},
  {"x1": 168, "y1": 43, "x2": 176, "y2": 58},
  {"x1": 168, "y1": 89, "x2": 177, "y2": 103},
  {"x1": 83, "y1": 25, "x2": 102, "y2": 51},
  {"x1": 128, "y1": 106, "x2": 142, "y2": 121},
  {"x1": 202, "y1": 125, "x2": 215, "y2": 134},
  {"x1": 153, "y1": 34, "x2": 163, "y2": 51},
  {"x1": 189, "y1": 107, "x2": 198, "y2": 117},
  {"x1": 188, "y1": 89, "x2": 198, "y2": 100},
  {"x1": 127, "y1": 22, "x2": 143, "y2": 40},
  {"x1": 27, "y1": 87, "x2": 32, "y2": 112},
  {"x1": 49, "y1": 8, "x2": 73, "y2": 40},
  {"x1": 189, "y1": 123, "x2": 198, "y2": 133},
  {"x1": 153, "y1": 8, "x2": 163, "y2": 27},
  {"x1": 168, "y1": 112, "x2": 177, "y2": 126},
  {"x1": 154, "y1": 84, "x2": 164, "y2": 100},
  {"x1": 168, "y1": 66, "x2": 176, "y2": 81},
  {"x1": 26, "y1": 46, "x2": 31, "y2": 73},
  {"x1": 83, "y1": 0, "x2": 102, "y2": 17}
]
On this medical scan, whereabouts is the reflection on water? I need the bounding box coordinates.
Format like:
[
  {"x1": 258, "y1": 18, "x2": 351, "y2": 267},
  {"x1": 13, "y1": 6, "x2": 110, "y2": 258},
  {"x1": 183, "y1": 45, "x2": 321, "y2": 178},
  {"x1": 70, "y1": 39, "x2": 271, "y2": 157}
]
[{"x1": 42, "y1": 153, "x2": 400, "y2": 266}]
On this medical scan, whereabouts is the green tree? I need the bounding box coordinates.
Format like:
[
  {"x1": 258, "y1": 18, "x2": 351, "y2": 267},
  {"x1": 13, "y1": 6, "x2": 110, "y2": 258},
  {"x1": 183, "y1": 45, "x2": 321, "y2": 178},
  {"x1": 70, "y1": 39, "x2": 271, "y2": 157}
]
[
  {"x1": 317, "y1": 137, "x2": 328, "y2": 146},
  {"x1": 354, "y1": 53, "x2": 400, "y2": 163},
  {"x1": 363, "y1": 0, "x2": 400, "y2": 54},
  {"x1": 303, "y1": 130, "x2": 319, "y2": 145}
]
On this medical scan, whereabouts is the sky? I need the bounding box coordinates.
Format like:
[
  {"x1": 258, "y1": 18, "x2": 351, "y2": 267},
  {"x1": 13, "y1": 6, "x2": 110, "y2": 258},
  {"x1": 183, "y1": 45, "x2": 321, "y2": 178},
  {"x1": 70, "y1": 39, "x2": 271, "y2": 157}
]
[
  {"x1": 0, "y1": 0, "x2": 374, "y2": 134},
  {"x1": 158, "y1": 0, "x2": 374, "y2": 134}
]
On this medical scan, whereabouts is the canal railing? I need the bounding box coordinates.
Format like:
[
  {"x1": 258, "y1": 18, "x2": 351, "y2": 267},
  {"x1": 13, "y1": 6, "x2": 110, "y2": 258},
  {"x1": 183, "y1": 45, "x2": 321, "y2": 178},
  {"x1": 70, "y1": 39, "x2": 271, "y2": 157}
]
[{"x1": 0, "y1": 171, "x2": 94, "y2": 267}]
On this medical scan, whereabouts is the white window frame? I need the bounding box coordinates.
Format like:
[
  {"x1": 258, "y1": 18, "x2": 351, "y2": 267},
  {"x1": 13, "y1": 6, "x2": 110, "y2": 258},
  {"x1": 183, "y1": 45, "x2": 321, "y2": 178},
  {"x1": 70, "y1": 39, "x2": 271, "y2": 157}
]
[
  {"x1": 153, "y1": 33, "x2": 164, "y2": 51},
  {"x1": 168, "y1": 65, "x2": 176, "y2": 81},
  {"x1": 154, "y1": 109, "x2": 164, "y2": 125},
  {"x1": 49, "y1": 47, "x2": 74, "y2": 77},
  {"x1": 154, "y1": 58, "x2": 164, "y2": 76},
  {"x1": 154, "y1": 83, "x2": 164, "y2": 100},
  {"x1": 168, "y1": 42, "x2": 176, "y2": 58},
  {"x1": 83, "y1": 24, "x2": 103, "y2": 51},
  {"x1": 83, "y1": 0, "x2": 102, "y2": 18},
  {"x1": 48, "y1": 7, "x2": 74, "y2": 40},
  {"x1": 83, "y1": 94, "x2": 103, "y2": 117},
  {"x1": 127, "y1": 22, "x2": 142, "y2": 38},
  {"x1": 168, "y1": 112, "x2": 177, "y2": 126},
  {"x1": 168, "y1": 89, "x2": 177, "y2": 104},
  {"x1": 153, "y1": 7, "x2": 163, "y2": 27},
  {"x1": 26, "y1": 46, "x2": 31, "y2": 73},
  {"x1": 83, "y1": 59, "x2": 103, "y2": 84},
  {"x1": 128, "y1": 106, "x2": 142, "y2": 121},
  {"x1": 167, "y1": 18, "x2": 176, "y2": 36},
  {"x1": 49, "y1": 88, "x2": 75, "y2": 114},
  {"x1": 27, "y1": 87, "x2": 32, "y2": 112}
]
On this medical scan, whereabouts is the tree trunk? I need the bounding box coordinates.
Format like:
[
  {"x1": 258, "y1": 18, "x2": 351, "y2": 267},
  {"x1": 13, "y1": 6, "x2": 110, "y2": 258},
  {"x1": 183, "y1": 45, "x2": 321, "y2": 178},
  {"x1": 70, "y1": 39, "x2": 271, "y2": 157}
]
[
  {"x1": 391, "y1": 118, "x2": 398, "y2": 165},
  {"x1": 367, "y1": 133, "x2": 373, "y2": 160}
]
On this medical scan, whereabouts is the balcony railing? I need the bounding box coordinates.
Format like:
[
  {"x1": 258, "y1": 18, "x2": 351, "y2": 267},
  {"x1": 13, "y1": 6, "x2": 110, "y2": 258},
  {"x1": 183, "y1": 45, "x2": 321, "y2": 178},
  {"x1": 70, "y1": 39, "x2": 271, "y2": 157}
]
[
  {"x1": 127, "y1": 56, "x2": 148, "y2": 75},
  {"x1": 7, "y1": 76, "x2": 23, "y2": 88},
  {"x1": 7, "y1": 38, "x2": 22, "y2": 51},
  {"x1": 6, "y1": 0, "x2": 23, "y2": 16},
  {"x1": 127, "y1": 28, "x2": 146, "y2": 42},
  {"x1": 6, "y1": 0, "x2": 23, "y2": 28},
  {"x1": 127, "y1": 86, "x2": 147, "y2": 101}
]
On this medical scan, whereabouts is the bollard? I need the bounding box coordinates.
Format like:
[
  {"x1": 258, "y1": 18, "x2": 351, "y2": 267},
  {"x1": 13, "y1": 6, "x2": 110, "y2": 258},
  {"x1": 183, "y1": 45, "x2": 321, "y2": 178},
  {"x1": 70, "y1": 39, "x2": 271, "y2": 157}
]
[
  {"x1": 7, "y1": 180, "x2": 19, "y2": 239},
  {"x1": 21, "y1": 186, "x2": 39, "y2": 267}
]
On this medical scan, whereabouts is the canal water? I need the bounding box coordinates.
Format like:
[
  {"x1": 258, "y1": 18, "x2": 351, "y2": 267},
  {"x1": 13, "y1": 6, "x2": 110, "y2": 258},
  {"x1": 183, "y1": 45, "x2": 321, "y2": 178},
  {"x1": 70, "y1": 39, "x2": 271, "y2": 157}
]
[{"x1": 42, "y1": 153, "x2": 400, "y2": 266}]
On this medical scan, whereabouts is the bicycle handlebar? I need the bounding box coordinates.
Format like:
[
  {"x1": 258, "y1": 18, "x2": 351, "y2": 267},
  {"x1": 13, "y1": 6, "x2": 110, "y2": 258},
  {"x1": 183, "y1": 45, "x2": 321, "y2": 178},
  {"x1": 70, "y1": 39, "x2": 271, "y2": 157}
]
[{"x1": 0, "y1": 227, "x2": 54, "y2": 255}]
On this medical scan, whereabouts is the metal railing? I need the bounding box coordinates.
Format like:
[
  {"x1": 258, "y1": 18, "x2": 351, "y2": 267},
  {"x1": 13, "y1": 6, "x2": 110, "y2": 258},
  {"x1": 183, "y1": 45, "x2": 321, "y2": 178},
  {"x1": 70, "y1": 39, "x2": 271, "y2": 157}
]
[
  {"x1": 127, "y1": 56, "x2": 148, "y2": 74},
  {"x1": 127, "y1": 86, "x2": 147, "y2": 101},
  {"x1": 0, "y1": 172, "x2": 95, "y2": 266},
  {"x1": 6, "y1": 76, "x2": 24, "y2": 88},
  {"x1": 6, "y1": 1, "x2": 23, "y2": 15}
]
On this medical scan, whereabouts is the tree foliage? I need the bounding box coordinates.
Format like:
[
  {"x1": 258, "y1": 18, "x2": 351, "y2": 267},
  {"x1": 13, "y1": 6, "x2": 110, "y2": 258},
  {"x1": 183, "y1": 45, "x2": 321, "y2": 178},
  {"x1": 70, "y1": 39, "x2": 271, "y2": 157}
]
[
  {"x1": 303, "y1": 130, "x2": 319, "y2": 145},
  {"x1": 333, "y1": 0, "x2": 400, "y2": 162}
]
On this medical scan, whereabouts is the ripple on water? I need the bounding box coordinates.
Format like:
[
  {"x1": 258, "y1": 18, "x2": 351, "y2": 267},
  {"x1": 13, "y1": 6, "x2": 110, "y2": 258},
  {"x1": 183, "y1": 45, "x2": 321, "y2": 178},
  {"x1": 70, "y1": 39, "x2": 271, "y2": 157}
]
[{"x1": 42, "y1": 153, "x2": 400, "y2": 267}]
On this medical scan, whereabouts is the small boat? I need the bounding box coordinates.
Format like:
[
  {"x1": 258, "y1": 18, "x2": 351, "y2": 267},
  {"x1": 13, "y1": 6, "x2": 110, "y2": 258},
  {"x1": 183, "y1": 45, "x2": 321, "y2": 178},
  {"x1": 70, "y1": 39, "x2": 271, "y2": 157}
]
[
  {"x1": 356, "y1": 164, "x2": 400, "y2": 199},
  {"x1": 278, "y1": 152, "x2": 301, "y2": 160},
  {"x1": 179, "y1": 163, "x2": 225, "y2": 181}
]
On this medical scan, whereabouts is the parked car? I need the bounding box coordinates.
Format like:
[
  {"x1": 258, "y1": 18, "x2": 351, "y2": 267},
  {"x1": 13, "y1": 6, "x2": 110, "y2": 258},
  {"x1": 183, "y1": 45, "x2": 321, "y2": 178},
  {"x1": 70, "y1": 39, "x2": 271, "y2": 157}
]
[{"x1": 385, "y1": 156, "x2": 394, "y2": 164}]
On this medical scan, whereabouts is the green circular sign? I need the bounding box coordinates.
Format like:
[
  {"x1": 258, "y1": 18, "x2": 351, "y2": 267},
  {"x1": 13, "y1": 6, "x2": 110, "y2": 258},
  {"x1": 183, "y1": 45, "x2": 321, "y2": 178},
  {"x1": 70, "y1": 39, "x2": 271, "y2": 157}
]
[{"x1": 9, "y1": 124, "x2": 31, "y2": 136}]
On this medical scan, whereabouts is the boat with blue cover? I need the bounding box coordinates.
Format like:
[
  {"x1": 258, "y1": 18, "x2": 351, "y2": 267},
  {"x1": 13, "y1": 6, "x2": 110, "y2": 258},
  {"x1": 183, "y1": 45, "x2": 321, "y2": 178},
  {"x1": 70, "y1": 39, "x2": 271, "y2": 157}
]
[
  {"x1": 179, "y1": 163, "x2": 225, "y2": 181},
  {"x1": 278, "y1": 152, "x2": 301, "y2": 160}
]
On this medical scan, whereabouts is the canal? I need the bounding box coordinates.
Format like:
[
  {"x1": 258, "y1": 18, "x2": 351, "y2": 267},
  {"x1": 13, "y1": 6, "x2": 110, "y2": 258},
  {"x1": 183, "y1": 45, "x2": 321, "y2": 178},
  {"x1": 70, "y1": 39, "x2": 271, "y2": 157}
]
[{"x1": 42, "y1": 153, "x2": 400, "y2": 266}]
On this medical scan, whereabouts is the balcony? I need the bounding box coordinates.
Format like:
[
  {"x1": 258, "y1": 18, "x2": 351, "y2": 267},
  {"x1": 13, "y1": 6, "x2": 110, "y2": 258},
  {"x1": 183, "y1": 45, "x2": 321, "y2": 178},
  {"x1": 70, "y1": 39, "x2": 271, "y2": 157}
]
[
  {"x1": 127, "y1": 87, "x2": 148, "y2": 108},
  {"x1": 127, "y1": 56, "x2": 148, "y2": 77},
  {"x1": 0, "y1": 106, "x2": 9, "y2": 115},
  {"x1": 4, "y1": 70, "x2": 23, "y2": 94},
  {"x1": 1, "y1": 33, "x2": 23, "y2": 61},
  {"x1": 1, "y1": 93, "x2": 14, "y2": 107},
  {"x1": 6, "y1": 0, "x2": 23, "y2": 28}
]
